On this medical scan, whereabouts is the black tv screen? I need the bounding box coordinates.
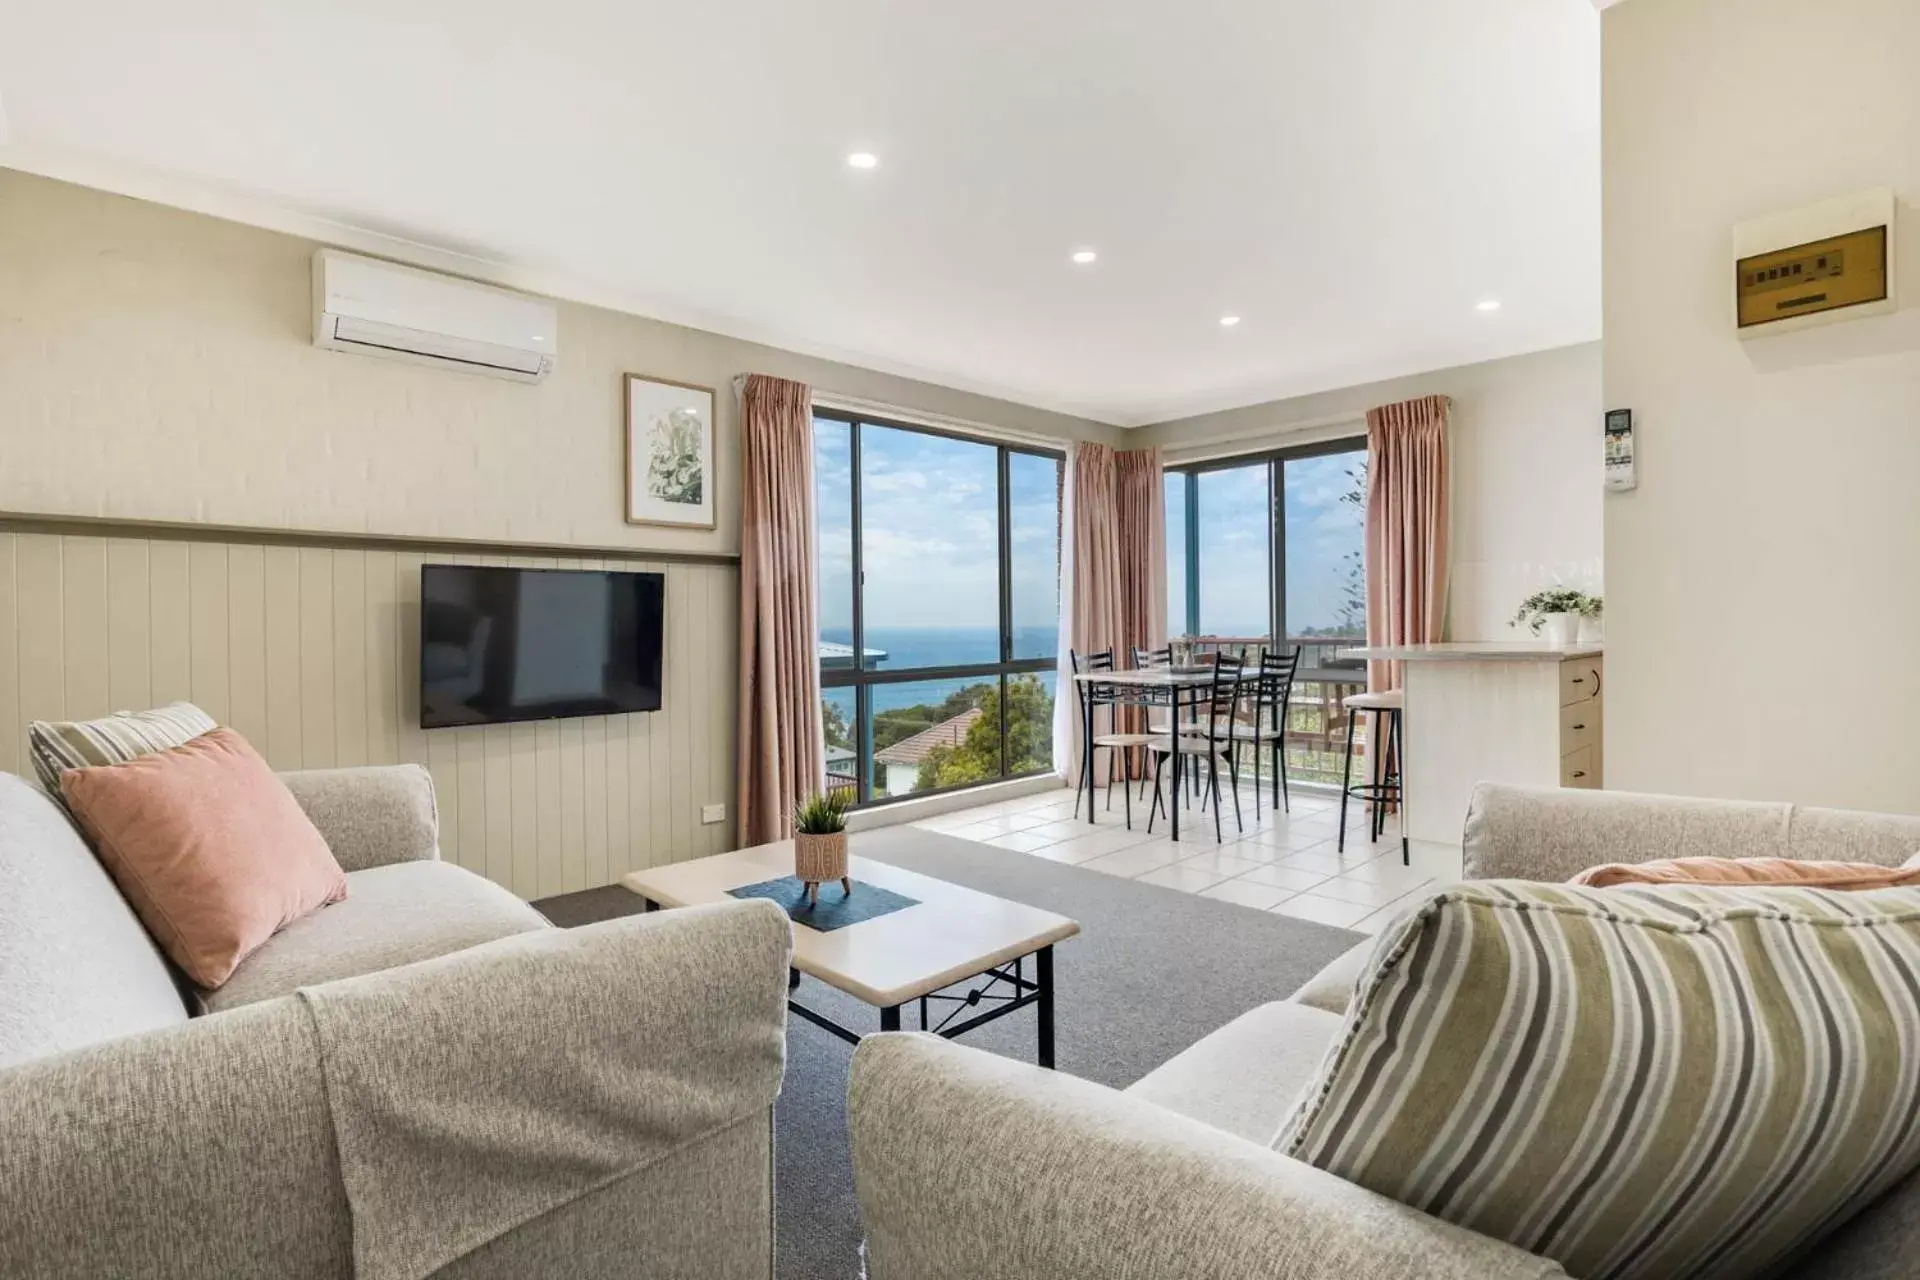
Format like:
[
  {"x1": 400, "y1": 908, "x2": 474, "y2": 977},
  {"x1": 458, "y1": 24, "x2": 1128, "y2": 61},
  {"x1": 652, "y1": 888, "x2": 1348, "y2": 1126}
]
[{"x1": 420, "y1": 564, "x2": 664, "y2": 729}]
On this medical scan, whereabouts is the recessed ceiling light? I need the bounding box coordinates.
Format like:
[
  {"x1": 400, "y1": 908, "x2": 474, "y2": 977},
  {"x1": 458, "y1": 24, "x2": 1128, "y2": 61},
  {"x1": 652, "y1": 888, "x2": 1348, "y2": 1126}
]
[
  {"x1": 1071, "y1": 249, "x2": 1098, "y2": 265},
  {"x1": 1219, "y1": 315, "x2": 1242, "y2": 327},
  {"x1": 1477, "y1": 299, "x2": 1502, "y2": 312},
  {"x1": 847, "y1": 152, "x2": 879, "y2": 170}
]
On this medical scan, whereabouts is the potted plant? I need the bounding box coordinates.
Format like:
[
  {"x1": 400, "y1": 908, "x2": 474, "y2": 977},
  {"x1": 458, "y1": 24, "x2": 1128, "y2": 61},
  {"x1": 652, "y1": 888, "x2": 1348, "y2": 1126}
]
[
  {"x1": 1511, "y1": 588, "x2": 1597, "y2": 647},
  {"x1": 792, "y1": 791, "x2": 852, "y2": 906},
  {"x1": 1577, "y1": 594, "x2": 1604, "y2": 643}
]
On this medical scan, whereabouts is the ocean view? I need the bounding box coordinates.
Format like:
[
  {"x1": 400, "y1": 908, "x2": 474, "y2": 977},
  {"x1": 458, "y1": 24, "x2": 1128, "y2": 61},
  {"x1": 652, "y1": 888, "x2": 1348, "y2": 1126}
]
[{"x1": 821, "y1": 625, "x2": 1056, "y2": 712}]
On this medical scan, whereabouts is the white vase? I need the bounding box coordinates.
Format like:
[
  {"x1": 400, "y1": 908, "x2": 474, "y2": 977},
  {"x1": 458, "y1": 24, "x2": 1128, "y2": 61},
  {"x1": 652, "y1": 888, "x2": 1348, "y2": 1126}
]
[
  {"x1": 1540, "y1": 613, "x2": 1579, "y2": 647},
  {"x1": 1577, "y1": 614, "x2": 1604, "y2": 643}
]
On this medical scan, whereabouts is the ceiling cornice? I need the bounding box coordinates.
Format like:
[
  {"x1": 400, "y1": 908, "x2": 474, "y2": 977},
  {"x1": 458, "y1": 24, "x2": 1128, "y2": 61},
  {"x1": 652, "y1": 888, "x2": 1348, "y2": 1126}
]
[{"x1": 0, "y1": 140, "x2": 1131, "y2": 427}]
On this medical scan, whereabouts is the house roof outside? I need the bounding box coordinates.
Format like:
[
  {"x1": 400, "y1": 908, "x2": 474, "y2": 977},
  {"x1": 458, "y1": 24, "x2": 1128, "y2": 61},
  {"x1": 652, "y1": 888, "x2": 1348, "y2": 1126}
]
[
  {"x1": 819, "y1": 640, "x2": 889, "y2": 670},
  {"x1": 873, "y1": 709, "x2": 982, "y2": 767}
]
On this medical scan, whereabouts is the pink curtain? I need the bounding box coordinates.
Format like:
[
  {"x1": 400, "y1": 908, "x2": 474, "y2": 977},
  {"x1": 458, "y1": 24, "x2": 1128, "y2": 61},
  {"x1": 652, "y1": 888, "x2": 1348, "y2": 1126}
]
[
  {"x1": 1061, "y1": 443, "x2": 1164, "y2": 785},
  {"x1": 1115, "y1": 447, "x2": 1168, "y2": 660},
  {"x1": 1113, "y1": 448, "x2": 1167, "y2": 757},
  {"x1": 1364, "y1": 394, "x2": 1451, "y2": 695},
  {"x1": 736, "y1": 374, "x2": 825, "y2": 846}
]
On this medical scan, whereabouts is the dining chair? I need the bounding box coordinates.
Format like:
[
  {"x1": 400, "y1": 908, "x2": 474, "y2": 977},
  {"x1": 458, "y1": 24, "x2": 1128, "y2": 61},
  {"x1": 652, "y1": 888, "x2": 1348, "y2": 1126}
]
[
  {"x1": 1229, "y1": 646, "x2": 1301, "y2": 818},
  {"x1": 1146, "y1": 654, "x2": 1246, "y2": 842},
  {"x1": 1069, "y1": 649, "x2": 1156, "y2": 827},
  {"x1": 1136, "y1": 644, "x2": 1201, "y2": 794}
]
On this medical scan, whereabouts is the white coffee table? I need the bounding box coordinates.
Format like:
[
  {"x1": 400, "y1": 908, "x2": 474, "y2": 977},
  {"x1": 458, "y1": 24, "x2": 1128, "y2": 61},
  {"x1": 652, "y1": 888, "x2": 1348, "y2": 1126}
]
[{"x1": 621, "y1": 843, "x2": 1080, "y2": 1067}]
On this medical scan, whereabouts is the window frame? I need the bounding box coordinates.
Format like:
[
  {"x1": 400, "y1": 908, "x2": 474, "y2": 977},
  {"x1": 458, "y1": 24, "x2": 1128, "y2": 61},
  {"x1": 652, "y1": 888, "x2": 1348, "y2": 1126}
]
[
  {"x1": 1165, "y1": 434, "x2": 1368, "y2": 666},
  {"x1": 815, "y1": 408, "x2": 1063, "y2": 808}
]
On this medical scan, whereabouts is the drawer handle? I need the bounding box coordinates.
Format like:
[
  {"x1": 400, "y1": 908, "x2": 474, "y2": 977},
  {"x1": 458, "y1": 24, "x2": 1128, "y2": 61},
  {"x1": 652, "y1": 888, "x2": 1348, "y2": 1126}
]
[
  {"x1": 1572, "y1": 722, "x2": 1586, "y2": 731},
  {"x1": 1571, "y1": 770, "x2": 1587, "y2": 779},
  {"x1": 1570, "y1": 677, "x2": 1585, "y2": 685}
]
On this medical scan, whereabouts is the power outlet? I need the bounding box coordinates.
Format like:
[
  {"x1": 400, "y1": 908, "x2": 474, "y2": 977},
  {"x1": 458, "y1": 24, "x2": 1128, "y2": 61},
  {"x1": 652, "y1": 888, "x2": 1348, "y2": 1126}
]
[{"x1": 700, "y1": 803, "x2": 727, "y2": 825}]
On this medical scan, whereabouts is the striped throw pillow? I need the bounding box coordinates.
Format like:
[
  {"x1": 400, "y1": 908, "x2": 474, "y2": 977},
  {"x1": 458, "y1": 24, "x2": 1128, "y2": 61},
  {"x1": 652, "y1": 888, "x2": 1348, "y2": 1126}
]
[
  {"x1": 27, "y1": 703, "x2": 218, "y2": 796},
  {"x1": 1275, "y1": 881, "x2": 1920, "y2": 1280}
]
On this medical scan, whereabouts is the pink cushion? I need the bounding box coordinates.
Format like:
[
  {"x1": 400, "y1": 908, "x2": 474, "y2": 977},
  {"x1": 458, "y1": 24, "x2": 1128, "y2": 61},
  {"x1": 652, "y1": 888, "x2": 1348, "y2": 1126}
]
[
  {"x1": 1570, "y1": 855, "x2": 1920, "y2": 891},
  {"x1": 60, "y1": 727, "x2": 348, "y2": 989}
]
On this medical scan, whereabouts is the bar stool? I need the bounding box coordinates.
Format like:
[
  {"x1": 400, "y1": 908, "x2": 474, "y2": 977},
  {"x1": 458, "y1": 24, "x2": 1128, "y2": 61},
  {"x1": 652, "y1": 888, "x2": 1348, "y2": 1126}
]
[{"x1": 1338, "y1": 690, "x2": 1409, "y2": 864}]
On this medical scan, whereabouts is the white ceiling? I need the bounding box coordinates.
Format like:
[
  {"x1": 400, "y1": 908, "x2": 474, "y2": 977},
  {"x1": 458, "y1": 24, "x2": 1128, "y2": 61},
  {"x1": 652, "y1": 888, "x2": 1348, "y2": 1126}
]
[{"x1": 0, "y1": 0, "x2": 1601, "y2": 426}]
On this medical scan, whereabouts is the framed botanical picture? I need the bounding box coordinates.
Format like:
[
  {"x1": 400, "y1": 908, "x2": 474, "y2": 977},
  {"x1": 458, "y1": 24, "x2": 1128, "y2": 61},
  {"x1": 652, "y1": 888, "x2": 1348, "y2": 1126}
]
[{"x1": 624, "y1": 372, "x2": 716, "y2": 529}]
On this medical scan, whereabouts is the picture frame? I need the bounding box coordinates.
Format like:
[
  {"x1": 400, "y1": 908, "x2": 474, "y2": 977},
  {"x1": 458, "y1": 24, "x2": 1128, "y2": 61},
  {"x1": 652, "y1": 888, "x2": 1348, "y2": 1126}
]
[{"x1": 624, "y1": 372, "x2": 717, "y2": 530}]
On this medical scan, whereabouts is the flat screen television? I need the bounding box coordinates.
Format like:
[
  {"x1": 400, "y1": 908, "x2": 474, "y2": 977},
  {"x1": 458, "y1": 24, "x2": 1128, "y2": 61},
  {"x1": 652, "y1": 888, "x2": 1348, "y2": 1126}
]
[{"x1": 420, "y1": 564, "x2": 664, "y2": 729}]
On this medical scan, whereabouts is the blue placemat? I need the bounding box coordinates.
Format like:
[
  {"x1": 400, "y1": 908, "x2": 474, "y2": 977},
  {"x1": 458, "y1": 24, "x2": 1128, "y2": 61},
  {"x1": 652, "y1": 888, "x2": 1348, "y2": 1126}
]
[{"x1": 727, "y1": 875, "x2": 919, "y2": 932}]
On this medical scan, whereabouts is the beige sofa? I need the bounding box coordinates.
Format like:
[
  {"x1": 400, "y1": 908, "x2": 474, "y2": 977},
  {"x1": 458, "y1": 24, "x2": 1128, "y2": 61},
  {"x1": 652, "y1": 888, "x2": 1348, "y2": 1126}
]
[
  {"x1": 849, "y1": 783, "x2": 1920, "y2": 1279},
  {"x1": 0, "y1": 766, "x2": 790, "y2": 1280}
]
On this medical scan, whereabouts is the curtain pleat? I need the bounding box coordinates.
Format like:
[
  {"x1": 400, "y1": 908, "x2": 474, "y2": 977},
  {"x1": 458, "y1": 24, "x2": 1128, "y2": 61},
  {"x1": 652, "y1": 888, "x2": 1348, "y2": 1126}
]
[
  {"x1": 736, "y1": 374, "x2": 826, "y2": 845},
  {"x1": 1364, "y1": 393, "x2": 1452, "y2": 695},
  {"x1": 1059, "y1": 443, "x2": 1164, "y2": 785}
]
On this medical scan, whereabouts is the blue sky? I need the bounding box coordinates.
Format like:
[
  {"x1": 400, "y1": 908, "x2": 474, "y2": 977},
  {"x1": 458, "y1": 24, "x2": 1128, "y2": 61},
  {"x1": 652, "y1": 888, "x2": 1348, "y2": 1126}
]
[
  {"x1": 815, "y1": 420, "x2": 1059, "y2": 634},
  {"x1": 1169, "y1": 450, "x2": 1366, "y2": 639},
  {"x1": 817, "y1": 420, "x2": 1363, "y2": 645}
]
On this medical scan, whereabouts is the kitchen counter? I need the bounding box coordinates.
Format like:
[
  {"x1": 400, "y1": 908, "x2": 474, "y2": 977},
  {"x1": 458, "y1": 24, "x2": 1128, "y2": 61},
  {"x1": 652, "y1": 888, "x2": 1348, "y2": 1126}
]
[
  {"x1": 1330, "y1": 644, "x2": 1605, "y2": 845},
  {"x1": 1338, "y1": 642, "x2": 1604, "y2": 662}
]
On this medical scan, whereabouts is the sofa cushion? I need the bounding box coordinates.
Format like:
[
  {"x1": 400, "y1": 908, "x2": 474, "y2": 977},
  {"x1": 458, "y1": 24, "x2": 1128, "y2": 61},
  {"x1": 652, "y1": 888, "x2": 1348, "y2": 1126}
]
[
  {"x1": 1780, "y1": 1166, "x2": 1920, "y2": 1280},
  {"x1": 1126, "y1": 1000, "x2": 1340, "y2": 1145},
  {"x1": 0, "y1": 773, "x2": 188, "y2": 1068},
  {"x1": 1277, "y1": 880, "x2": 1920, "y2": 1280},
  {"x1": 27, "y1": 701, "x2": 216, "y2": 798},
  {"x1": 1571, "y1": 854, "x2": 1920, "y2": 890},
  {"x1": 204, "y1": 860, "x2": 549, "y2": 1012},
  {"x1": 61, "y1": 728, "x2": 350, "y2": 989},
  {"x1": 1291, "y1": 938, "x2": 1375, "y2": 1014}
]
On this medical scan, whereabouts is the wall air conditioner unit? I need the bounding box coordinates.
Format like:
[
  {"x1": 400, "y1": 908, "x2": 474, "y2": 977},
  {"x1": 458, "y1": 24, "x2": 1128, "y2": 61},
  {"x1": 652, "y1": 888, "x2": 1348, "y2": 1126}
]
[{"x1": 312, "y1": 250, "x2": 557, "y2": 382}]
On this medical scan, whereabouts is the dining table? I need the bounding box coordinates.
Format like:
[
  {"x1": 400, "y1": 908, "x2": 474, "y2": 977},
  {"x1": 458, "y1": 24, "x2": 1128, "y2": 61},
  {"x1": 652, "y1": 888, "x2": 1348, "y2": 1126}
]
[{"x1": 1069, "y1": 665, "x2": 1243, "y2": 843}]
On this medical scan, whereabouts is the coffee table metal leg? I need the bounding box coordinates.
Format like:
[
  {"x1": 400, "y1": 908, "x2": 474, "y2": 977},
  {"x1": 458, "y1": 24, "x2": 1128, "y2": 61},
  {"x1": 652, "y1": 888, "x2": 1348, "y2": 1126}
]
[
  {"x1": 880, "y1": 1005, "x2": 901, "y2": 1033},
  {"x1": 789, "y1": 966, "x2": 800, "y2": 992},
  {"x1": 1037, "y1": 944, "x2": 1055, "y2": 1069}
]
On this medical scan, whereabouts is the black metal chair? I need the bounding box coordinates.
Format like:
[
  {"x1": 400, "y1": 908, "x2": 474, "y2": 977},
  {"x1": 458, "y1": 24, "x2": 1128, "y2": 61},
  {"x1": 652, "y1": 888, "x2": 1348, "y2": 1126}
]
[
  {"x1": 1337, "y1": 688, "x2": 1408, "y2": 864},
  {"x1": 1229, "y1": 646, "x2": 1300, "y2": 818},
  {"x1": 1070, "y1": 649, "x2": 1155, "y2": 827},
  {"x1": 1146, "y1": 655, "x2": 1245, "y2": 842},
  {"x1": 1136, "y1": 645, "x2": 1199, "y2": 782}
]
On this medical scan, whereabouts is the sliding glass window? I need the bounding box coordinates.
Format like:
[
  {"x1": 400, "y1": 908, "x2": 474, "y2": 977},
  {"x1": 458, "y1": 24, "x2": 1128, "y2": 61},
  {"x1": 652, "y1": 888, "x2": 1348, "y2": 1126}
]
[
  {"x1": 814, "y1": 411, "x2": 1061, "y2": 806},
  {"x1": 1164, "y1": 437, "x2": 1368, "y2": 785}
]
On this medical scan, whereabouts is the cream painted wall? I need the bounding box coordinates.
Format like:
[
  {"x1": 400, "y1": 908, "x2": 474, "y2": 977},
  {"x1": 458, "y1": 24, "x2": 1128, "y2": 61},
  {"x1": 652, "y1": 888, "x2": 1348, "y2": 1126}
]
[
  {"x1": 0, "y1": 529, "x2": 732, "y2": 898},
  {"x1": 1603, "y1": 0, "x2": 1920, "y2": 811},
  {"x1": 0, "y1": 170, "x2": 1119, "y2": 558},
  {"x1": 1141, "y1": 343, "x2": 1603, "y2": 641},
  {"x1": 0, "y1": 170, "x2": 1116, "y2": 897}
]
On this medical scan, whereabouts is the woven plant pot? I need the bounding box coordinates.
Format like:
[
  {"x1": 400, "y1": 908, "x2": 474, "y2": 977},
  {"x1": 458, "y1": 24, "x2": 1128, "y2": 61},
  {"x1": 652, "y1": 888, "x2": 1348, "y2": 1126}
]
[{"x1": 794, "y1": 831, "x2": 849, "y2": 886}]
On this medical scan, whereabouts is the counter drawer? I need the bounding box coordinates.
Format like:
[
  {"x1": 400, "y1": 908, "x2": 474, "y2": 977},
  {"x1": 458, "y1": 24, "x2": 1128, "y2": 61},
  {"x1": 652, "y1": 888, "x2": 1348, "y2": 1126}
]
[
  {"x1": 1560, "y1": 659, "x2": 1602, "y2": 707},
  {"x1": 1560, "y1": 700, "x2": 1600, "y2": 755},
  {"x1": 1561, "y1": 745, "x2": 1598, "y2": 789}
]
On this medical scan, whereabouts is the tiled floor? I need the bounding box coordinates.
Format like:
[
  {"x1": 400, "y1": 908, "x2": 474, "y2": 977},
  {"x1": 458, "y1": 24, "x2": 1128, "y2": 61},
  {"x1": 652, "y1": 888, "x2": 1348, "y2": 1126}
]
[{"x1": 910, "y1": 779, "x2": 1465, "y2": 935}]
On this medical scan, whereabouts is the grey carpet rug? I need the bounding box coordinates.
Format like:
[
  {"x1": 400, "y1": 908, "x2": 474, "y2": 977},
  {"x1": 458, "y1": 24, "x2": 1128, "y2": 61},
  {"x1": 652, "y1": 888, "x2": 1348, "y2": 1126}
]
[{"x1": 537, "y1": 825, "x2": 1361, "y2": 1280}]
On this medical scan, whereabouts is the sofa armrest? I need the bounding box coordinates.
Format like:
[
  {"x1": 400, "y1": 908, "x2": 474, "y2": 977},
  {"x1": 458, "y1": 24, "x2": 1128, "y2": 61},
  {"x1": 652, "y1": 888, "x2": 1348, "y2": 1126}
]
[
  {"x1": 280, "y1": 764, "x2": 440, "y2": 871},
  {"x1": 302, "y1": 898, "x2": 789, "y2": 1280},
  {"x1": 0, "y1": 899, "x2": 789, "y2": 1280},
  {"x1": 0, "y1": 998, "x2": 355, "y2": 1278},
  {"x1": 848, "y1": 1034, "x2": 1565, "y2": 1280},
  {"x1": 1460, "y1": 781, "x2": 1802, "y2": 882}
]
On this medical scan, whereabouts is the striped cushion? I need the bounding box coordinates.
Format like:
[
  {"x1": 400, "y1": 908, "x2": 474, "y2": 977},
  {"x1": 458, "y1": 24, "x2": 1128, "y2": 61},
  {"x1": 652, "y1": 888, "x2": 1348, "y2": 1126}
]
[
  {"x1": 1275, "y1": 881, "x2": 1920, "y2": 1280},
  {"x1": 27, "y1": 703, "x2": 217, "y2": 796}
]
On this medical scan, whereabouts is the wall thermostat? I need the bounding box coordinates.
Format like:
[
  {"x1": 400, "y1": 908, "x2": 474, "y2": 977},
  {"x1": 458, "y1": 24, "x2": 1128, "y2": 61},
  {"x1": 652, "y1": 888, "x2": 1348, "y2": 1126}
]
[{"x1": 1733, "y1": 188, "x2": 1897, "y2": 337}]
